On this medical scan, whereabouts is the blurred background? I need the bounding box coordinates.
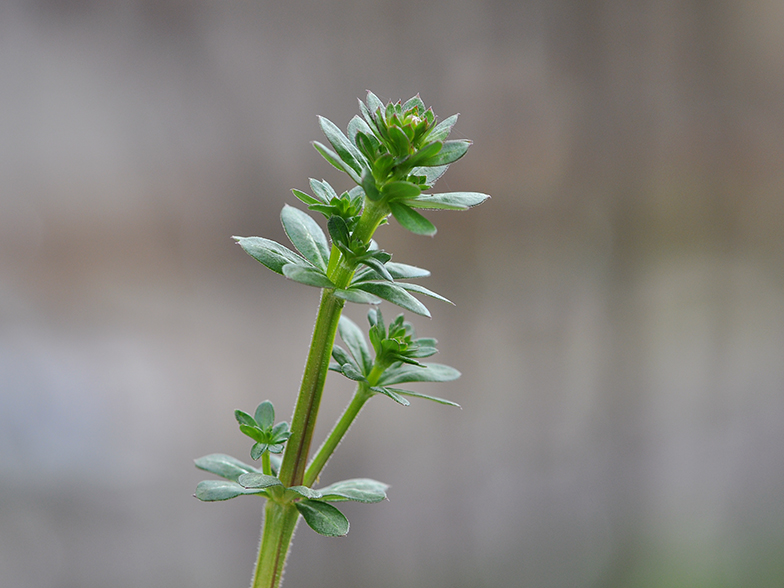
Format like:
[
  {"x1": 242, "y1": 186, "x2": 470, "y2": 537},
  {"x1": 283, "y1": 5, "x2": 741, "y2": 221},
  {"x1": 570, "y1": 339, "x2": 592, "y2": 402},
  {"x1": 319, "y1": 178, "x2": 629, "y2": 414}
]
[{"x1": 2, "y1": 1, "x2": 784, "y2": 587}]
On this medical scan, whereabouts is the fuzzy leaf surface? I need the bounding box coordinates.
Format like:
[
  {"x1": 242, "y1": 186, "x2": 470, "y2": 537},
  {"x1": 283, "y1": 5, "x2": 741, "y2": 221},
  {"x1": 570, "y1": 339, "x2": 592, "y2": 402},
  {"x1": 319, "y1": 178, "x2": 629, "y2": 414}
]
[
  {"x1": 234, "y1": 236, "x2": 306, "y2": 275},
  {"x1": 408, "y1": 192, "x2": 490, "y2": 210},
  {"x1": 333, "y1": 288, "x2": 382, "y2": 305},
  {"x1": 384, "y1": 262, "x2": 430, "y2": 279},
  {"x1": 352, "y1": 281, "x2": 431, "y2": 317},
  {"x1": 281, "y1": 205, "x2": 330, "y2": 272},
  {"x1": 296, "y1": 500, "x2": 350, "y2": 537},
  {"x1": 423, "y1": 140, "x2": 471, "y2": 166},
  {"x1": 195, "y1": 480, "x2": 266, "y2": 502},
  {"x1": 194, "y1": 454, "x2": 260, "y2": 483},
  {"x1": 427, "y1": 114, "x2": 459, "y2": 142},
  {"x1": 377, "y1": 363, "x2": 461, "y2": 386},
  {"x1": 397, "y1": 282, "x2": 453, "y2": 305},
  {"x1": 390, "y1": 202, "x2": 437, "y2": 236},
  {"x1": 315, "y1": 478, "x2": 389, "y2": 503},
  {"x1": 338, "y1": 316, "x2": 373, "y2": 374},
  {"x1": 237, "y1": 472, "x2": 284, "y2": 489},
  {"x1": 411, "y1": 164, "x2": 449, "y2": 188},
  {"x1": 313, "y1": 141, "x2": 362, "y2": 184},
  {"x1": 282, "y1": 264, "x2": 335, "y2": 288},
  {"x1": 386, "y1": 388, "x2": 461, "y2": 407},
  {"x1": 372, "y1": 386, "x2": 410, "y2": 405},
  {"x1": 255, "y1": 401, "x2": 275, "y2": 429},
  {"x1": 318, "y1": 116, "x2": 366, "y2": 176}
]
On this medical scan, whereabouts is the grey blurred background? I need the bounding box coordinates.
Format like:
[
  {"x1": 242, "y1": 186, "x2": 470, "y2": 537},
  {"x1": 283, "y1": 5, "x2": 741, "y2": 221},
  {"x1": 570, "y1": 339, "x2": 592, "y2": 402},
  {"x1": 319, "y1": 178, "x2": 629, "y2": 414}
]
[{"x1": 2, "y1": 1, "x2": 784, "y2": 587}]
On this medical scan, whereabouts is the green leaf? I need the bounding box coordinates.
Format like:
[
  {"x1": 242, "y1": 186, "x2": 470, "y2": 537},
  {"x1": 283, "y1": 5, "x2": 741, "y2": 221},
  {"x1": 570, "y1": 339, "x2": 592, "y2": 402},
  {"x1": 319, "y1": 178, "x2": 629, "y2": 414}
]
[
  {"x1": 296, "y1": 500, "x2": 350, "y2": 536},
  {"x1": 313, "y1": 141, "x2": 362, "y2": 184},
  {"x1": 291, "y1": 188, "x2": 321, "y2": 206},
  {"x1": 406, "y1": 343, "x2": 438, "y2": 358},
  {"x1": 353, "y1": 281, "x2": 431, "y2": 317},
  {"x1": 309, "y1": 178, "x2": 339, "y2": 203},
  {"x1": 234, "y1": 236, "x2": 307, "y2": 275},
  {"x1": 237, "y1": 472, "x2": 284, "y2": 489},
  {"x1": 358, "y1": 97, "x2": 382, "y2": 137},
  {"x1": 333, "y1": 288, "x2": 381, "y2": 305},
  {"x1": 387, "y1": 125, "x2": 411, "y2": 156},
  {"x1": 282, "y1": 264, "x2": 335, "y2": 288},
  {"x1": 315, "y1": 478, "x2": 389, "y2": 503},
  {"x1": 402, "y1": 141, "x2": 443, "y2": 168},
  {"x1": 281, "y1": 205, "x2": 330, "y2": 272},
  {"x1": 195, "y1": 480, "x2": 266, "y2": 501},
  {"x1": 427, "y1": 113, "x2": 459, "y2": 142},
  {"x1": 327, "y1": 216, "x2": 350, "y2": 248},
  {"x1": 361, "y1": 169, "x2": 381, "y2": 201},
  {"x1": 408, "y1": 192, "x2": 490, "y2": 210},
  {"x1": 377, "y1": 363, "x2": 461, "y2": 386},
  {"x1": 234, "y1": 410, "x2": 257, "y2": 428},
  {"x1": 355, "y1": 131, "x2": 379, "y2": 161},
  {"x1": 239, "y1": 424, "x2": 265, "y2": 443},
  {"x1": 255, "y1": 401, "x2": 275, "y2": 429},
  {"x1": 389, "y1": 202, "x2": 437, "y2": 236},
  {"x1": 343, "y1": 363, "x2": 367, "y2": 381},
  {"x1": 422, "y1": 140, "x2": 470, "y2": 166},
  {"x1": 381, "y1": 181, "x2": 422, "y2": 201},
  {"x1": 267, "y1": 443, "x2": 285, "y2": 454},
  {"x1": 338, "y1": 316, "x2": 373, "y2": 374},
  {"x1": 371, "y1": 386, "x2": 411, "y2": 406},
  {"x1": 359, "y1": 256, "x2": 393, "y2": 282},
  {"x1": 286, "y1": 485, "x2": 321, "y2": 500},
  {"x1": 402, "y1": 95, "x2": 426, "y2": 113},
  {"x1": 347, "y1": 115, "x2": 374, "y2": 146},
  {"x1": 365, "y1": 91, "x2": 385, "y2": 124},
  {"x1": 384, "y1": 262, "x2": 430, "y2": 279},
  {"x1": 271, "y1": 422, "x2": 290, "y2": 440},
  {"x1": 386, "y1": 387, "x2": 461, "y2": 407},
  {"x1": 332, "y1": 345, "x2": 360, "y2": 372},
  {"x1": 410, "y1": 164, "x2": 449, "y2": 188},
  {"x1": 318, "y1": 116, "x2": 367, "y2": 176},
  {"x1": 194, "y1": 454, "x2": 259, "y2": 483},
  {"x1": 397, "y1": 282, "x2": 453, "y2": 305},
  {"x1": 250, "y1": 443, "x2": 268, "y2": 460}
]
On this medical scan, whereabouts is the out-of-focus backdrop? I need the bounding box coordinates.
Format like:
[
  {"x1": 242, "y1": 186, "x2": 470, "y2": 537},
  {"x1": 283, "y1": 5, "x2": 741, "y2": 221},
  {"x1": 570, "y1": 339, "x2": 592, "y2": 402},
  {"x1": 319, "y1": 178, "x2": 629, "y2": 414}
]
[{"x1": 2, "y1": 1, "x2": 784, "y2": 587}]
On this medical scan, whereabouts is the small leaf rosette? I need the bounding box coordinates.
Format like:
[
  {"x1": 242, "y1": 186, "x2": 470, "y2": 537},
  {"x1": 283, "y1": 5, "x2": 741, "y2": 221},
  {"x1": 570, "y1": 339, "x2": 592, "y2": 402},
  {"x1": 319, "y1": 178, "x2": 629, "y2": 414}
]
[
  {"x1": 330, "y1": 308, "x2": 461, "y2": 407},
  {"x1": 194, "y1": 453, "x2": 388, "y2": 537},
  {"x1": 234, "y1": 401, "x2": 292, "y2": 460}
]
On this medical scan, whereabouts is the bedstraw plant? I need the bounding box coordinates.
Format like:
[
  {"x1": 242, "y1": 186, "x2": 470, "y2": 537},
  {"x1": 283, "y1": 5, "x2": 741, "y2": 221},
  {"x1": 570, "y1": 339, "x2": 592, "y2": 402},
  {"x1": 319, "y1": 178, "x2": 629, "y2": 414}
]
[{"x1": 193, "y1": 91, "x2": 489, "y2": 588}]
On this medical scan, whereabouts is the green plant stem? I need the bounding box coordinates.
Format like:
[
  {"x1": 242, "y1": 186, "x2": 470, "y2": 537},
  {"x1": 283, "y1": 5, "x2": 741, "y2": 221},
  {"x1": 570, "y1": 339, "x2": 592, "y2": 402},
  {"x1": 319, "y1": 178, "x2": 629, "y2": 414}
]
[
  {"x1": 254, "y1": 198, "x2": 390, "y2": 588},
  {"x1": 252, "y1": 501, "x2": 299, "y2": 588},
  {"x1": 262, "y1": 451, "x2": 272, "y2": 476},
  {"x1": 304, "y1": 384, "x2": 372, "y2": 487},
  {"x1": 304, "y1": 363, "x2": 386, "y2": 487},
  {"x1": 278, "y1": 289, "x2": 345, "y2": 488},
  {"x1": 278, "y1": 198, "x2": 388, "y2": 489}
]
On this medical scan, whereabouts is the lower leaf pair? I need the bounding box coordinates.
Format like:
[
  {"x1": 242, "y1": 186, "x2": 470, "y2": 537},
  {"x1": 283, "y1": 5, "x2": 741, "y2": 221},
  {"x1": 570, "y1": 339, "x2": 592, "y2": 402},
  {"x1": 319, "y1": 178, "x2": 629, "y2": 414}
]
[{"x1": 194, "y1": 453, "x2": 388, "y2": 537}]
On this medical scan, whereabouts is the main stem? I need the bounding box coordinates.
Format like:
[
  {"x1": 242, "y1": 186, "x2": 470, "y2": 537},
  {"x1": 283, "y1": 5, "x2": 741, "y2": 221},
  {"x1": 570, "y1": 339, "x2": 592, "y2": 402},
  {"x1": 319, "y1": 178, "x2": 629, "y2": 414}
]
[
  {"x1": 304, "y1": 363, "x2": 387, "y2": 487},
  {"x1": 278, "y1": 289, "x2": 345, "y2": 488},
  {"x1": 251, "y1": 501, "x2": 299, "y2": 588},
  {"x1": 251, "y1": 199, "x2": 389, "y2": 588}
]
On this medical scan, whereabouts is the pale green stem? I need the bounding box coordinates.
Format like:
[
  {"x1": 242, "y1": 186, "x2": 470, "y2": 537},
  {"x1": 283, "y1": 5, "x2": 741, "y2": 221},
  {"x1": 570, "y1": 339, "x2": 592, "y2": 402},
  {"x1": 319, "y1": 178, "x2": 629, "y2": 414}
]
[
  {"x1": 304, "y1": 362, "x2": 387, "y2": 487},
  {"x1": 251, "y1": 501, "x2": 299, "y2": 588},
  {"x1": 304, "y1": 383, "x2": 372, "y2": 487},
  {"x1": 251, "y1": 198, "x2": 390, "y2": 588},
  {"x1": 261, "y1": 451, "x2": 272, "y2": 477},
  {"x1": 277, "y1": 289, "x2": 344, "y2": 488}
]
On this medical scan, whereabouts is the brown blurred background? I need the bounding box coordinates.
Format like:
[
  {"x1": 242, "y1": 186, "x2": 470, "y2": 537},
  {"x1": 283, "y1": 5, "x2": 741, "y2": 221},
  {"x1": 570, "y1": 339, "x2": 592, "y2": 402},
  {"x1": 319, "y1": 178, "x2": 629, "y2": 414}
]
[{"x1": 2, "y1": 1, "x2": 784, "y2": 587}]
